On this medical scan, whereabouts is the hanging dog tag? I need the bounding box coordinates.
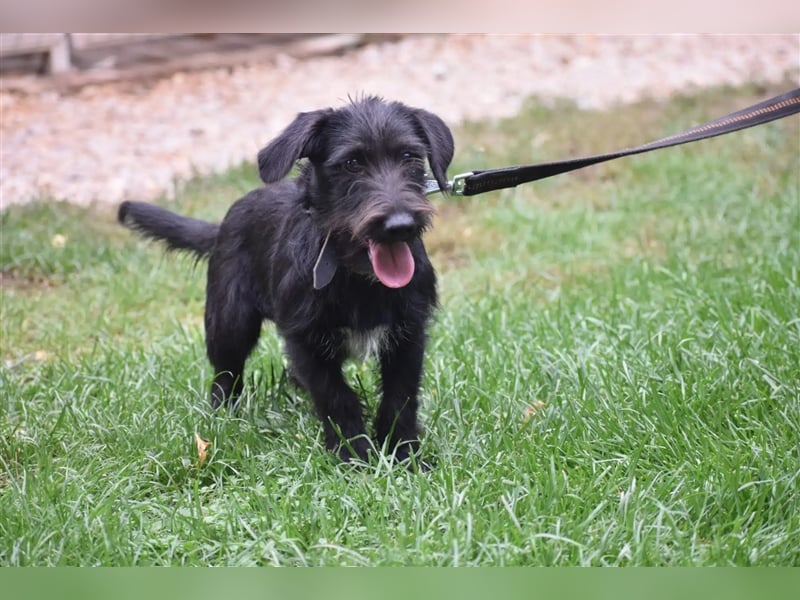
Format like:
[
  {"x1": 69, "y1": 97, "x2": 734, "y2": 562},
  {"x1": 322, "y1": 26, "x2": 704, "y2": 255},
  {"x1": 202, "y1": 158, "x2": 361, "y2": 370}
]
[{"x1": 312, "y1": 230, "x2": 338, "y2": 290}]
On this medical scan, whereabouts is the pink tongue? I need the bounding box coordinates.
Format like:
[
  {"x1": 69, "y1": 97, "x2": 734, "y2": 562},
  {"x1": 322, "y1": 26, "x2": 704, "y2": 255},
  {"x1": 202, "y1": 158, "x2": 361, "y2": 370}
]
[{"x1": 368, "y1": 240, "x2": 415, "y2": 288}]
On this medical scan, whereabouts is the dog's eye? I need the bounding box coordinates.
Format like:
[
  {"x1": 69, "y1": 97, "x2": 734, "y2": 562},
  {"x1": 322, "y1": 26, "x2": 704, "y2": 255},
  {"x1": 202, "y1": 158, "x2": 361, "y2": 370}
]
[
  {"x1": 343, "y1": 157, "x2": 363, "y2": 173},
  {"x1": 401, "y1": 151, "x2": 421, "y2": 162}
]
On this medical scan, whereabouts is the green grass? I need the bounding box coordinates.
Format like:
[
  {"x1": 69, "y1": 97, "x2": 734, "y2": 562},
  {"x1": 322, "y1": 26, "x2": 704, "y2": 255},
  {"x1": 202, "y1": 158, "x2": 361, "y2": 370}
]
[{"x1": 1, "y1": 82, "x2": 799, "y2": 566}]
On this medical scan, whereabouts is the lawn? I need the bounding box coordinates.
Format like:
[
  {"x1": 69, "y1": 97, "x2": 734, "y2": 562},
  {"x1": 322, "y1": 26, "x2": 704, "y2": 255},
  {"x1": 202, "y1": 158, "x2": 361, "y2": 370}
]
[{"x1": 1, "y1": 82, "x2": 798, "y2": 566}]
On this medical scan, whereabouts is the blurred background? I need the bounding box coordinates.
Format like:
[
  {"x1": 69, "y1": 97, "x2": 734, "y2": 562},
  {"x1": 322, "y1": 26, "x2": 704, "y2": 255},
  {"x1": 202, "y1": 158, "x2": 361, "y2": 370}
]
[{"x1": 2, "y1": 33, "x2": 798, "y2": 210}]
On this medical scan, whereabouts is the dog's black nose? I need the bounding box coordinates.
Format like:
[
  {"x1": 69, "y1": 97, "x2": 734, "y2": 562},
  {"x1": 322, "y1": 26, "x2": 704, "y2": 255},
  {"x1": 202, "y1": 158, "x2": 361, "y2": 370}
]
[{"x1": 382, "y1": 212, "x2": 417, "y2": 241}]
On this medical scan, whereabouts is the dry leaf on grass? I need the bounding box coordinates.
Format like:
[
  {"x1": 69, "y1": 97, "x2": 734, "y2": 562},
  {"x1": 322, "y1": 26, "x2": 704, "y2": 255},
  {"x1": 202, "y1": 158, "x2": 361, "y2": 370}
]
[
  {"x1": 194, "y1": 433, "x2": 211, "y2": 465},
  {"x1": 523, "y1": 401, "x2": 547, "y2": 420}
]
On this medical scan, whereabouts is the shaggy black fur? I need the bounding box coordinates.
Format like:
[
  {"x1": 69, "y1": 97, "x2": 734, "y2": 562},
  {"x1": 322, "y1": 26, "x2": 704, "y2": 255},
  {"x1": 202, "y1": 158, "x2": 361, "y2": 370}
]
[{"x1": 118, "y1": 97, "x2": 454, "y2": 464}]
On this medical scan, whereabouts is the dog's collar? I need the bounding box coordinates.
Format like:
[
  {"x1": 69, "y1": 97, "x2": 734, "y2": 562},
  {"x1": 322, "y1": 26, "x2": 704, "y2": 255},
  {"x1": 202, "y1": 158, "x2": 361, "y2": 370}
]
[
  {"x1": 312, "y1": 229, "x2": 338, "y2": 290},
  {"x1": 305, "y1": 206, "x2": 338, "y2": 290}
]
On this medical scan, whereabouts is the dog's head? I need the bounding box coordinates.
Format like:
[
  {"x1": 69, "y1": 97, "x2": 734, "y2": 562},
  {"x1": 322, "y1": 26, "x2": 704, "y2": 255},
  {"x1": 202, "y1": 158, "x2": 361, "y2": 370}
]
[{"x1": 257, "y1": 96, "x2": 454, "y2": 289}]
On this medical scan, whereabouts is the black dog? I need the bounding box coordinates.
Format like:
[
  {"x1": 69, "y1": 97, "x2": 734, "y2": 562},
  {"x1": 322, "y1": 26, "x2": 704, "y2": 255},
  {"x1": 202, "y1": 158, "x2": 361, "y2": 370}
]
[{"x1": 118, "y1": 96, "x2": 454, "y2": 464}]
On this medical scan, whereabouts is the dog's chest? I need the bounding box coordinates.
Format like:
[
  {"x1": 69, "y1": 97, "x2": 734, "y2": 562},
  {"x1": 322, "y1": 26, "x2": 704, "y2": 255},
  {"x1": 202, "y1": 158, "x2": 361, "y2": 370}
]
[{"x1": 342, "y1": 326, "x2": 390, "y2": 362}]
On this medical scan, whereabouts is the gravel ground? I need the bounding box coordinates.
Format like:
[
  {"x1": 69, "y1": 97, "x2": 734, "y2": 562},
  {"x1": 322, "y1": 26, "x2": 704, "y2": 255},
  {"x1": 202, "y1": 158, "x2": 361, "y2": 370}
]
[{"x1": 2, "y1": 33, "x2": 798, "y2": 209}]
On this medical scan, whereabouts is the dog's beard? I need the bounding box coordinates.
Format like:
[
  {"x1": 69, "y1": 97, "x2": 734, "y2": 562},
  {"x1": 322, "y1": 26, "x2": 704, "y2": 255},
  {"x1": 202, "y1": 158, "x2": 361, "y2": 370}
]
[{"x1": 367, "y1": 239, "x2": 415, "y2": 288}]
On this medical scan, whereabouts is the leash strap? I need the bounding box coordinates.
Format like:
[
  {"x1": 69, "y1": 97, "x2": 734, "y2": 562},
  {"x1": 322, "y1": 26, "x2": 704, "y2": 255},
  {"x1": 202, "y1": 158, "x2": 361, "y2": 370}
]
[{"x1": 428, "y1": 87, "x2": 800, "y2": 197}]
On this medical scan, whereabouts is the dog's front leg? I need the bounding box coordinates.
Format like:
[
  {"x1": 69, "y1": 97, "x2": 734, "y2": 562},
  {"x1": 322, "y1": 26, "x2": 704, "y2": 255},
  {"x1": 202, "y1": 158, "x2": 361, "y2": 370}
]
[
  {"x1": 376, "y1": 327, "x2": 426, "y2": 463},
  {"x1": 284, "y1": 337, "x2": 370, "y2": 462}
]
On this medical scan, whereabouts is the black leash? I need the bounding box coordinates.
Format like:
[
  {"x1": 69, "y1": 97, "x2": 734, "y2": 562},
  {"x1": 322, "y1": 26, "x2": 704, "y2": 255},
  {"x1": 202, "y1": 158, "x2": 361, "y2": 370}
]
[{"x1": 425, "y1": 87, "x2": 800, "y2": 197}]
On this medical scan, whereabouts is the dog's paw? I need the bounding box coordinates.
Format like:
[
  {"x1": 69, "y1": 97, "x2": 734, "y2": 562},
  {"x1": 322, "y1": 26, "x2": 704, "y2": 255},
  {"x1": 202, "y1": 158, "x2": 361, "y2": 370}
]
[
  {"x1": 333, "y1": 436, "x2": 372, "y2": 464},
  {"x1": 391, "y1": 441, "x2": 432, "y2": 471}
]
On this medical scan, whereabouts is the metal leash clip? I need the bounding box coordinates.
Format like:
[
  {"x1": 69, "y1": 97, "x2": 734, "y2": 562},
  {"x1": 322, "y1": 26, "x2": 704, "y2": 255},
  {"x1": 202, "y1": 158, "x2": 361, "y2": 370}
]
[{"x1": 424, "y1": 172, "x2": 473, "y2": 197}]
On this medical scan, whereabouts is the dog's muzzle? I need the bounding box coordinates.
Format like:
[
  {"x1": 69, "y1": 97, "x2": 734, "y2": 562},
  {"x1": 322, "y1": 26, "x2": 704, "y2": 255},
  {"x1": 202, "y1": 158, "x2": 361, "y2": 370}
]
[
  {"x1": 314, "y1": 206, "x2": 430, "y2": 291},
  {"x1": 365, "y1": 210, "x2": 421, "y2": 289}
]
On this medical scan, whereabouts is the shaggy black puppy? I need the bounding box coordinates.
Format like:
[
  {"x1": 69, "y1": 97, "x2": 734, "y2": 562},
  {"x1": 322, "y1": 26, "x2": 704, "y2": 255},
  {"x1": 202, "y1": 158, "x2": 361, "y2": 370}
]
[{"x1": 118, "y1": 97, "x2": 454, "y2": 464}]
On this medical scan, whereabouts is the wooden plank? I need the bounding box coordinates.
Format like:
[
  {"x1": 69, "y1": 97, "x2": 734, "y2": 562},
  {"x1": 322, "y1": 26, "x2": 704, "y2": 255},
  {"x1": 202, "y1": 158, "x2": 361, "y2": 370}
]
[
  {"x1": 0, "y1": 33, "x2": 65, "y2": 55},
  {"x1": 2, "y1": 34, "x2": 369, "y2": 94},
  {"x1": 0, "y1": 34, "x2": 72, "y2": 73}
]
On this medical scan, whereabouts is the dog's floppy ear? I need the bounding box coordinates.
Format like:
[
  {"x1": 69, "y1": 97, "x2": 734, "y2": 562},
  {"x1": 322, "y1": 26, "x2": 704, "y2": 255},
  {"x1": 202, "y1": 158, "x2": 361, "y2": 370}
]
[
  {"x1": 411, "y1": 108, "x2": 455, "y2": 192},
  {"x1": 257, "y1": 109, "x2": 331, "y2": 183}
]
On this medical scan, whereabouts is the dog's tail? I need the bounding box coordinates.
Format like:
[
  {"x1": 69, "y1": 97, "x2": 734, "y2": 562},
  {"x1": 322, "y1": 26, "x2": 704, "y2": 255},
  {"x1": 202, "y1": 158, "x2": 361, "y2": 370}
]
[{"x1": 118, "y1": 201, "x2": 219, "y2": 259}]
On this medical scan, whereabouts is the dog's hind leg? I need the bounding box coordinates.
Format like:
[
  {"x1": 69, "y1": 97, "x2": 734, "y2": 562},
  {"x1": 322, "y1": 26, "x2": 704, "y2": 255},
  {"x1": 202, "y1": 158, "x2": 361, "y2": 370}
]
[
  {"x1": 205, "y1": 311, "x2": 262, "y2": 407},
  {"x1": 205, "y1": 309, "x2": 262, "y2": 408},
  {"x1": 204, "y1": 257, "x2": 262, "y2": 408},
  {"x1": 283, "y1": 336, "x2": 371, "y2": 463}
]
